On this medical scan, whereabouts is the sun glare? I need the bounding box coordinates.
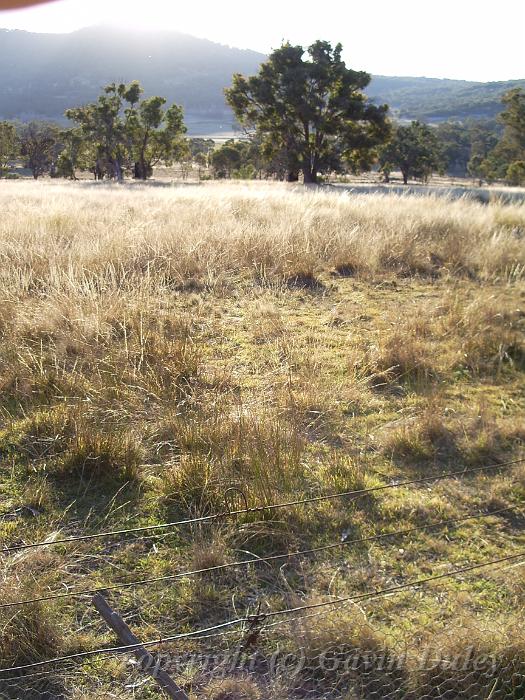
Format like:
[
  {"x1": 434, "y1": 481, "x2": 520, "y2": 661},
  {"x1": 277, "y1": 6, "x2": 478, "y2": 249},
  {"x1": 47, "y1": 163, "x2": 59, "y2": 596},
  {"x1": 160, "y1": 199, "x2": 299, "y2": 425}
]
[
  {"x1": 0, "y1": 0, "x2": 524, "y2": 80},
  {"x1": 99, "y1": 0, "x2": 175, "y2": 31}
]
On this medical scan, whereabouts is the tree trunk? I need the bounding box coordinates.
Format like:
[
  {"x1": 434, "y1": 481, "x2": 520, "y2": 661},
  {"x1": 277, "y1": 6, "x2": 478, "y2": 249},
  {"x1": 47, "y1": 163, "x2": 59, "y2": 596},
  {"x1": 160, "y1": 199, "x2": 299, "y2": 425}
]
[
  {"x1": 302, "y1": 166, "x2": 317, "y2": 184},
  {"x1": 402, "y1": 170, "x2": 409, "y2": 185},
  {"x1": 140, "y1": 155, "x2": 148, "y2": 180},
  {"x1": 113, "y1": 160, "x2": 123, "y2": 182}
]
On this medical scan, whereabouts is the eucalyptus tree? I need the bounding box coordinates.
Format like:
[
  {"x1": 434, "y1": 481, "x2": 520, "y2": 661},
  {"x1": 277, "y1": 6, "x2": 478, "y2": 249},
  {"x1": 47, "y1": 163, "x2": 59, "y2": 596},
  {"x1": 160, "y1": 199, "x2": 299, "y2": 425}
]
[
  {"x1": 379, "y1": 121, "x2": 445, "y2": 184},
  {"x1": 19, "y1": 121, "x2": 59, "y2": 179},
  {"x1": 65, "y1": 81, "x2": 186, "y2": 180},
  {"x1": 480, "y1": 88, "x2": 525, "y2": 183},
  {"x1": 0, "y1": 121, "x2": 18, "y2": 176},
  {"x1": 126, "y1": 94, "x2": 186, "y2": 179},
  {"x1": 226, "y1": 40, "x2": 390, "y2": 183}
]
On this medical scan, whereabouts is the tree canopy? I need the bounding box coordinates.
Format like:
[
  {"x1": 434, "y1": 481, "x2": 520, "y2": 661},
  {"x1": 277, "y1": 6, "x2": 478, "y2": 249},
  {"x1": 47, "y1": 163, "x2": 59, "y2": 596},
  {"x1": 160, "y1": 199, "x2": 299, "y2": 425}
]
[
  {"x1": 480, "y1": 88, "x2": 525, "y2": 184},
  {"x1": 18, "y1": 121, "x2": 60, "y2": 179},
  {"x1": 379, "y1": 121, "x2": 445, "y2": 184},
  {"x1": 0, "y1": 121, "x2": 18, "y2": 175},
  {"x1": 225, "y1": 41, "x2": 390, "y2": 183},
  {"x1": 65, "y1": 81, "x2": 187, "y2": 180}
]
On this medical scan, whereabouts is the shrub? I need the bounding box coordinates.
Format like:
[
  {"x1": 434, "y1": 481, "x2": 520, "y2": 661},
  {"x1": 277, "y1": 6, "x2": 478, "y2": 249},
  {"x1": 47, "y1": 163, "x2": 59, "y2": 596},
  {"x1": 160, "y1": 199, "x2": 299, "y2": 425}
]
[{"x1": 506, "y1": 161, "x2": 525, "y2": 186}]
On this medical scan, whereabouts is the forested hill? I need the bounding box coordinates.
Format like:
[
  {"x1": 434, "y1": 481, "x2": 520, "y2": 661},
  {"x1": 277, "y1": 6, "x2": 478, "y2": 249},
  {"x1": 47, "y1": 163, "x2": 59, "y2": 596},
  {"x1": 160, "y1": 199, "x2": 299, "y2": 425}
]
[
  {"x1": 369, "y1": 75, "x2": 525, "y2": 121},
  {"x1": 1, "y1": 26, "x2": 524, "y2": 130},
  {"x1": 0, "y1": 26, "x2": 264, "y2": 132}
]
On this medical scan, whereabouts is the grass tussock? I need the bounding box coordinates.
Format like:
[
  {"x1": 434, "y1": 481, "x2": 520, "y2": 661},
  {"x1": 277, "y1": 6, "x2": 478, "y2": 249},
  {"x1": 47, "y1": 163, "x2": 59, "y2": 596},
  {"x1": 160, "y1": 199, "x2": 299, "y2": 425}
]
[
  {"x1": 442, "y1": 292, "x2": 525, "y2": 375},
  {"x1": 201, "y1": 677, "x2": 261, "y2": 700},
  {"x1": 288, "y1": 606, "x2": 388, "y2": 661},
  {"x1": 158, "y1": 409, "x2": 306, "y2": 514},
  {"x1": 408, "y1": 620, "x2": 525, "y2": 699},
  {"x1": 382, "y1": 400, "x2": 525, "y2": 467},
  {"x1": 366, "y1": 332, "x2": 437, "y2": 388},
  {"x1": 59, "y1": 426, "x2": 144, "y2": 480},
  {"x1": 0, "y1": 584, "x2": 61, "y2": 669},
  {"x1": 381, "y1": 400, "x2": 455, "y2": 464},
  {"x1": 1, "y1": 406, "x2": 144, "y2": 480},
  {"x1": 279, "y1": 608, "x2": 406, "y2": 697}
]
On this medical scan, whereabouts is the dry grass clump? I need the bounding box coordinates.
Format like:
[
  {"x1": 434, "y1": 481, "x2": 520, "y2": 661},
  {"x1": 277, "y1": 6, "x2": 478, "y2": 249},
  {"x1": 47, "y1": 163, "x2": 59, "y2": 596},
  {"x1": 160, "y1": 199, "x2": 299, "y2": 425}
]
[
  {"x1": 245, "y1": 299, "x2": 286, "y2": 343},
  {"x1": 13, "y1": 476, "x2": 56, "y2": 517},
  {"x1": 160, "y1": 453, "x2": 224, "y2": 514},
  {"x1": 441, "y1": 291, "x2": 525, "y2": 376},
  {"x1": 362, "y1": 331, "x2": 437, "y2": 389},
  {"x1": 503, "y1": 543, "x2": 525, "y2": 605},
  {"x1": 381, "y1": 402, "x2": 455, "y2": 464},
  {"x1": 380, "y1": 492, "x2": 456, "y2": 525},
  {"x1": 59, "y1": 424, "x2": 144, "y2": 480},
  {"x1": 289, "y1": 607, "x2": 387, "y2": 660},
  {"x1": 314, "y1": 455, "x2": 369, "y2": 494},
  {"x1": 408, "y1": 619, "x2": 525, "y2": 699},
  {"x1": 0, "y1": 294, "x2": 200, "y2": 414},
  {"x1": 333, "y1": 261, "x2": 359, "y2": 277},
  {"x1": 487, "y1": 462, "x2": 525, "y2": 508},
  {"x1": 382, "y1": 400, "x2": 525, "y2": 468},
  {"x1": 354, "y1": 285, "x2": 524, "y2": 393},
  {"x1": 200, "y1": 677, "x2": 261, "y2": 700},
  {"x1": 284, "y1": 268, "x2": 325, "y2": 291},
  {"x1": 279, "y1": 610, "x2": 525, "y2": 699},
  {"x1": 382, "y1": 424, "x2": 440, "y2": 464},
  {"x1": 1, "y1": 405, "x2": 144, "y2": 480},
  {"x1": 278, "y1": 608, "x2": 405, "y2": 696},
  {"x1": 455, "y1": 407, "x2": 525, "y2": 465},
  {"x1": 0, "y1": 579, "x2": 61, "y2": 670},
  {"x1": 158, "y1": 410, "x2": 305, "y2": 514},
  {"x1": 0, "y1": 407, "x2": 69, "y2": 469},
  {"x1": 285, "y1": 379, "x2": 344, "y2": 445},
  {"x1": 189, "y1": 536, "x2": 230, "y2": 573}
]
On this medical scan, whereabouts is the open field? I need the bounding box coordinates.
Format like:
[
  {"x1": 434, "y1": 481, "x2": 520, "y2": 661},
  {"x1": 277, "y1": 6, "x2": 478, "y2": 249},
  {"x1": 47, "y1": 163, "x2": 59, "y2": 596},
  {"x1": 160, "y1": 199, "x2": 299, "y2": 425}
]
[{"x1": 0, "y1": 181, "x2": 525, "y2": 699}]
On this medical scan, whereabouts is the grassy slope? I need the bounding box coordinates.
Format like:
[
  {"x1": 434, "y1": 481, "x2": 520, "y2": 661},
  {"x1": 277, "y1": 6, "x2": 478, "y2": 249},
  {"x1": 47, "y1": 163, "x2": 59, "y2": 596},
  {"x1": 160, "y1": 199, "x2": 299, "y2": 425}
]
[{"x1": 0, "y1": 181, "x2": 524, "y2": 699}]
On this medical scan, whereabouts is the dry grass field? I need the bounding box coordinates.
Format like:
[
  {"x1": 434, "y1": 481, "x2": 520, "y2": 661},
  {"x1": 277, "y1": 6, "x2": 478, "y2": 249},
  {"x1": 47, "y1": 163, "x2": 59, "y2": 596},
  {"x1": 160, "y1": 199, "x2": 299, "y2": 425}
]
[{"x1": 1, "y1": 180, "x2": 525, "y2": 699}]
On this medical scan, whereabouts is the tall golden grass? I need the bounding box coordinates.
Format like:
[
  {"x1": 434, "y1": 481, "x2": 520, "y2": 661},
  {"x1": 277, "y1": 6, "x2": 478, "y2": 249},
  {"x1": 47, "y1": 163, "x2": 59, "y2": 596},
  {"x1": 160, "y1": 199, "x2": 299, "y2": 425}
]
[{"x1": 1, "y1": 181, "x2": 523, "y2": 294}]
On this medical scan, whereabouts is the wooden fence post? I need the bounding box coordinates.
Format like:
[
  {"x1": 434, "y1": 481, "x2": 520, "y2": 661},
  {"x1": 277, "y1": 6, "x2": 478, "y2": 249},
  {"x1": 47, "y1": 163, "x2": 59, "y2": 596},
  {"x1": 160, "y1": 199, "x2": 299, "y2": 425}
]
[{"x1": 92, "y1": 593, "x2": 189, "y2": 700}]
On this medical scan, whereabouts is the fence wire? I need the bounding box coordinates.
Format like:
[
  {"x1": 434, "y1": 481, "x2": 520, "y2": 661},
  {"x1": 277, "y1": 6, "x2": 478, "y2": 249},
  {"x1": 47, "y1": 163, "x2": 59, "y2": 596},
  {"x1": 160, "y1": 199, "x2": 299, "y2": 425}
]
[
  {"x1": 2, "y1": 607, "x2": 524, "y2": 699},
  {"x1": 2, "y1": 460, "x2": 524, "y2": 698}
]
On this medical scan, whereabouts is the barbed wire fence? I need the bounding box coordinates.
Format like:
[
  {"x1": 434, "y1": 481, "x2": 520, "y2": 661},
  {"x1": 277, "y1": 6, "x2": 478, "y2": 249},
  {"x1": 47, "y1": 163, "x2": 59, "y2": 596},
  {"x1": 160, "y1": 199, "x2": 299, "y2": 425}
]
[{"x1": 1, "y1": 457, "x2": 525, "y2": 699}]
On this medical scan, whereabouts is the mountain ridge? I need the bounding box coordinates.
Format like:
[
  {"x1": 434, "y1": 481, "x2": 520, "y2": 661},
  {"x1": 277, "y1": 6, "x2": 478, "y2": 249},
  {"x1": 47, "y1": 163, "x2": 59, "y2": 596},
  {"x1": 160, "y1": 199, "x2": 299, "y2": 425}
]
[{"x1": 1, "y1": 26, "x2": 524, "y2": 133}]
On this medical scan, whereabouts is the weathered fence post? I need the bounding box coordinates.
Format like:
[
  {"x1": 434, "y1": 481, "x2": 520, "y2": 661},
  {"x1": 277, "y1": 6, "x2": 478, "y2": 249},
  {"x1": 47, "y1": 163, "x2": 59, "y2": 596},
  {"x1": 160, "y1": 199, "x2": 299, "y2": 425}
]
[{"x1": 92, "y1": 593, "x2": 189, "y2": 700}]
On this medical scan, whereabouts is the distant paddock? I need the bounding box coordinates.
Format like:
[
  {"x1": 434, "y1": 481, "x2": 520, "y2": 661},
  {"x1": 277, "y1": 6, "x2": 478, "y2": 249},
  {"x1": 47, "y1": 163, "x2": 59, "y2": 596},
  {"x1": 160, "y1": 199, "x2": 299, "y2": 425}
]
[
  {"x1": 326, "y1": 182, "x2": 525, "y2": 204},
  {"x1": 4, "y1": 174, "x2": 525, "y2": 204}
]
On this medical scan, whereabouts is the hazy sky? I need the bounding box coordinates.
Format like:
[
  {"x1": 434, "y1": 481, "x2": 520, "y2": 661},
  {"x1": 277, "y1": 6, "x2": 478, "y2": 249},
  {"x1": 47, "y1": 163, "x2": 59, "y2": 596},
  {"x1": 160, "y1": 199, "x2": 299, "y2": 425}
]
[{"x1": 1, "y1": 0, "x2": 524, "y2": 81}]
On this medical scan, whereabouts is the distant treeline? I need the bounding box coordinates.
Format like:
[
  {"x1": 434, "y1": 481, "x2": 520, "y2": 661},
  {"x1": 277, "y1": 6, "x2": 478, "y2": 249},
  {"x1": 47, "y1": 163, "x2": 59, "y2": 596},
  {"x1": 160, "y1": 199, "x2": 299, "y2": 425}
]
[{"x1": 1, "y1": 40, "x2": 524, "y2": 186}]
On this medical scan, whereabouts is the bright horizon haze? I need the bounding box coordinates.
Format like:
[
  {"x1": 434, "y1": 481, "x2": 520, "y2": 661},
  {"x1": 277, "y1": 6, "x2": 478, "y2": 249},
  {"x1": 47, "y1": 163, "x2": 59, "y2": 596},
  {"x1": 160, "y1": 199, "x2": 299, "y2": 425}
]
[{"x1": 0, "y1": 0, "x2": 524, "y2": 82}]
